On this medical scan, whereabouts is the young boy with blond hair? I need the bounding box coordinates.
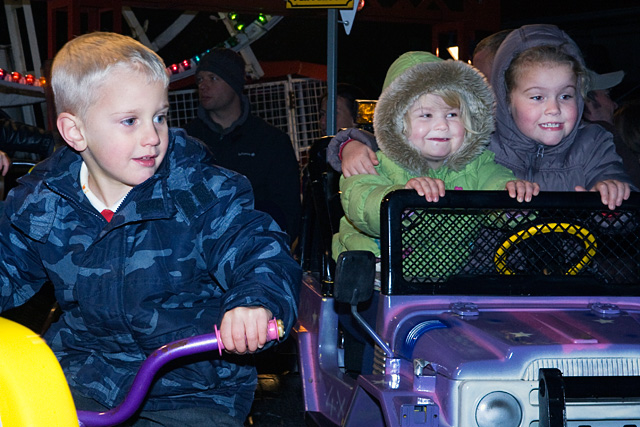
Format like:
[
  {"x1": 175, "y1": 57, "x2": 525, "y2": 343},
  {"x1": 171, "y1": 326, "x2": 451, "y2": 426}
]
[{"x1": 0, "y1": 32, "x2": 300, "y2": 426}]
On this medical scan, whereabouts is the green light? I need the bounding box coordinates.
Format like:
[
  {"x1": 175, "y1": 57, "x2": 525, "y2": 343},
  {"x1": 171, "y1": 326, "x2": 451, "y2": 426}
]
[
  {"x1": 234, "y1": 22, "x2": 245, "y2": 31},
  {"x1": 228, "y1": 12, "x2": 238, "y2": 20},
  {"x1": 257, "y1": 14, "x2": 268, "y2": 23}
]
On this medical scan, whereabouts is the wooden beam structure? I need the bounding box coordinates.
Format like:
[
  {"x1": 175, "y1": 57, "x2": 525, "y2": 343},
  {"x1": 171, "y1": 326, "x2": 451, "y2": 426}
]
[{"x1": 47, "y1": 0, "x2": 123, "y2": 58}]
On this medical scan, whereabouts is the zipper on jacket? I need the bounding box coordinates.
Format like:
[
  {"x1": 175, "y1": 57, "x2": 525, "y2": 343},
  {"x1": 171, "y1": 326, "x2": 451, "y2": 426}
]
[
  {"x1": 527, "y1": 145, "x2": 545, "y2": 182},
  {"x1": 45, "y1": 173, "x2": 153, "y2": 224},
  {"x1": 45, "y1": 181, "x2": 104, "y2": 220}
]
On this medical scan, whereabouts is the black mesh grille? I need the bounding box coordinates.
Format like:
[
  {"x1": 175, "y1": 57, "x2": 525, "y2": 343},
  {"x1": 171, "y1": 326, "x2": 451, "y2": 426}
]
[{"x1": 381, "y1": 191, "x2": 640, "y2": 295}]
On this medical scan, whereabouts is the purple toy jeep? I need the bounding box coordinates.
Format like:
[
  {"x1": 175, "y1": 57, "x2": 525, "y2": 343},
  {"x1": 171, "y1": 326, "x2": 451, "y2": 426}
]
[{"x1": 296, "y1": 189, "x2": 640, "y2": 427}]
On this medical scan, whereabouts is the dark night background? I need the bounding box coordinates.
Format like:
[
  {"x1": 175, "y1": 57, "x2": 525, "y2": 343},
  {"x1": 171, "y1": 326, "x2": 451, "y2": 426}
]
[
  {"x1": 2, "y1": 1, "x2": 640, "y2": 105},
  {"x1": 153, "y1": 2, "x2": 640, "y2": 102}
]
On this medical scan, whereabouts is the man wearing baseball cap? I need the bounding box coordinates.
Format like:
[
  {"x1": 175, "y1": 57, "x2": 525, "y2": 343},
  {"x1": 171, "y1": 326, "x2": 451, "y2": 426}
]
[
  {"x1": 584, "y1": 69, "x2": 625, "y2": 125},
  {"x1": 184, "y1": 48, "x2": 301, "y2": 244},
  {"x1": 583, "y1": 69, "x2": 640, "y2": 187}
]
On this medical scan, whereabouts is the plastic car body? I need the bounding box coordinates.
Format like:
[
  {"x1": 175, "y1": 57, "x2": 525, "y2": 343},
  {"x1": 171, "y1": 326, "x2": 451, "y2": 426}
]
[{"x1": 296, "y1": 189, "x2": 640, "y2": 427}]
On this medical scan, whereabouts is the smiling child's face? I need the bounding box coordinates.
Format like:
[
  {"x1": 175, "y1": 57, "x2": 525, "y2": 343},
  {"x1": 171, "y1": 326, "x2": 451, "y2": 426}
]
[
  {"x1": 508, "y1": 63, "x2": 579, "y2": 147},
  {"x1": 77, "y1": 68, "x2": 169, "y2": 204},
  {"x1": 406, "y1": 93, "x2": 465, "y2": 169}
]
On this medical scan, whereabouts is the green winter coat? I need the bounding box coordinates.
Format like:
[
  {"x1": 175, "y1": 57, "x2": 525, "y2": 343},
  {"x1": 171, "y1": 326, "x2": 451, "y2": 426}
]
[
  {"x1": 332, "y1": 56, "x2": 516, "y2": 271},
  {"x1": 332, "y1": 150, "x2": 516, "y2": 259}
]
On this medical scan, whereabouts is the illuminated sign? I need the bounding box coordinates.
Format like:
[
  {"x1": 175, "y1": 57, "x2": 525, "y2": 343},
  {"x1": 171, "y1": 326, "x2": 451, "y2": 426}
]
[{"x1": 286, "y1": 0, "x2": 354, "y2": 9}]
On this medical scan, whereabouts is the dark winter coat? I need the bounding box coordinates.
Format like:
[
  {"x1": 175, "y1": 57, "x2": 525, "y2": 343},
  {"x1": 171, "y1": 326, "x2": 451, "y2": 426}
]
[
  {"x1": 184, "y1": 96, "x2": 301, "y2": 241},
  {"x1": 0, "y1": 128, "x2": 301, "y2": 420},
  {"x1": 0, "y1": 118, "x2": 56, "y2": 158}
]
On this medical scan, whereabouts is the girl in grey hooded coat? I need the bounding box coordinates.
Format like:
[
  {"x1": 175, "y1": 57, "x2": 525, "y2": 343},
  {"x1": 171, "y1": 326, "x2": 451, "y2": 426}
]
[{"x1": 489, "y1": 24, "x2": 632, "y2": 208}]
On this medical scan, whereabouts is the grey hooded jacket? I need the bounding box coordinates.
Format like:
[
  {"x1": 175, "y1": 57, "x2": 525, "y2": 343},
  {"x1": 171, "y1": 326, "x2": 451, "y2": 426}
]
[{"x1": 489, "y1": 24, "x2": 632, "y2": 190}]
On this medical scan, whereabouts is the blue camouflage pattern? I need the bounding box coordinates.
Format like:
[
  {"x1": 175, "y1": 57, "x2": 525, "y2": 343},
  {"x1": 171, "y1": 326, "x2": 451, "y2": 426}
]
[{"x1": 0, "y1": 128, "x2": 301, "y2": 420}]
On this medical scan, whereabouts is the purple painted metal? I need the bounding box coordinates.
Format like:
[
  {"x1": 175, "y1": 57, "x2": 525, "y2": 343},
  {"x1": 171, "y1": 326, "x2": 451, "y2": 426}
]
[
  {"x1": 298, "y1": 272, "x2": 640, "y2": 426},
  {"x1": 77, "y1": 318, "x2": 281, "y2": 427},
  {"x1": 296, "y1": 275, "x2": 359, "y2": 424}
]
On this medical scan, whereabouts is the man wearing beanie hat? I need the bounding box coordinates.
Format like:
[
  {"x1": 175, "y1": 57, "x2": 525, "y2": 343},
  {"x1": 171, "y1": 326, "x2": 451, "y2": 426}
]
[
  {"x1": 184, "y1": 49, "x2": 301, "y2": 244},
  {"x1": 196, "y1": 48, "x2": 246, "y2": 98}
]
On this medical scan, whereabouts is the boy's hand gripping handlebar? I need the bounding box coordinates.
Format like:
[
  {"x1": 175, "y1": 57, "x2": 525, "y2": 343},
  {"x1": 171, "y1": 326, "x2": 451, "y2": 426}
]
[
  {"x1": 77, "y1": 318, "x2": 284, "y2": 427},
  {"x1": 213, "y1": 316, "x2": 283, "y2": 354}
]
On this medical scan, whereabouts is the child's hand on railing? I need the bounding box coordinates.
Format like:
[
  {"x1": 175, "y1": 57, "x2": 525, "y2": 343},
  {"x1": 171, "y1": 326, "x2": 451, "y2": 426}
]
[{"x1": 505, "y1": 180, "x2": 539, "y2": 202}]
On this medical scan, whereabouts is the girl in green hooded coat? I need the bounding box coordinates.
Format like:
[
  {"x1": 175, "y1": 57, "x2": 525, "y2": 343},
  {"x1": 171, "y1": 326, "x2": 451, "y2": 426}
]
[{"x1": 332, "y1": 52, "x2": 539, "y2": 270}]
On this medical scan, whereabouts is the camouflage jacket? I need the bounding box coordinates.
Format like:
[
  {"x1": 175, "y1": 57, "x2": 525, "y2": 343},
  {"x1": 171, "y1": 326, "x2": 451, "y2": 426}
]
[{"x1": 0, "y1": 128, "x2": 301, "y2": 419}]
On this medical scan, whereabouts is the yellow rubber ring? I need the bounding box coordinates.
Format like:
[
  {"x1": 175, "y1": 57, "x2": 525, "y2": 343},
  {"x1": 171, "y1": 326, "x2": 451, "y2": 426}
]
[{"x1": 494, "y1": 222, "x2": 597, "y2": 275}]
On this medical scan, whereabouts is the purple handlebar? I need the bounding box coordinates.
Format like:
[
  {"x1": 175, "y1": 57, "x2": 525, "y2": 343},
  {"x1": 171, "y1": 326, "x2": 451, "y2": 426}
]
[{"x1": 77, "y1": 318, "x2": 282, "y2": 427}]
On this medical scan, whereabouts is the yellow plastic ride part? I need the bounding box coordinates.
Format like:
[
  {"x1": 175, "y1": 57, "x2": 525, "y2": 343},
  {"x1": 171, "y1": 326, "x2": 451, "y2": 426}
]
[
  {"x1": 0, "y1": 317, "x2": 79, "y2": 426},
  {"x1": 495, "y1": 222, "x2": 597, "y2": 275}
]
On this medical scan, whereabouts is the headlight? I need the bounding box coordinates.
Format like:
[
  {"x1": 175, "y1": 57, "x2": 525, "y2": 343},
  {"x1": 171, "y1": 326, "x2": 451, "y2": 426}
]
[{"x1": 475, "y1": 391, "x2": 522, "y2": 427}]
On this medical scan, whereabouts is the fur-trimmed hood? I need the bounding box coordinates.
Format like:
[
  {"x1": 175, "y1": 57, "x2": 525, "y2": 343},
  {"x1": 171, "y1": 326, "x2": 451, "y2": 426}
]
[{"x1": 374, "y1": 59, "x2": 495, "y2": 175}]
